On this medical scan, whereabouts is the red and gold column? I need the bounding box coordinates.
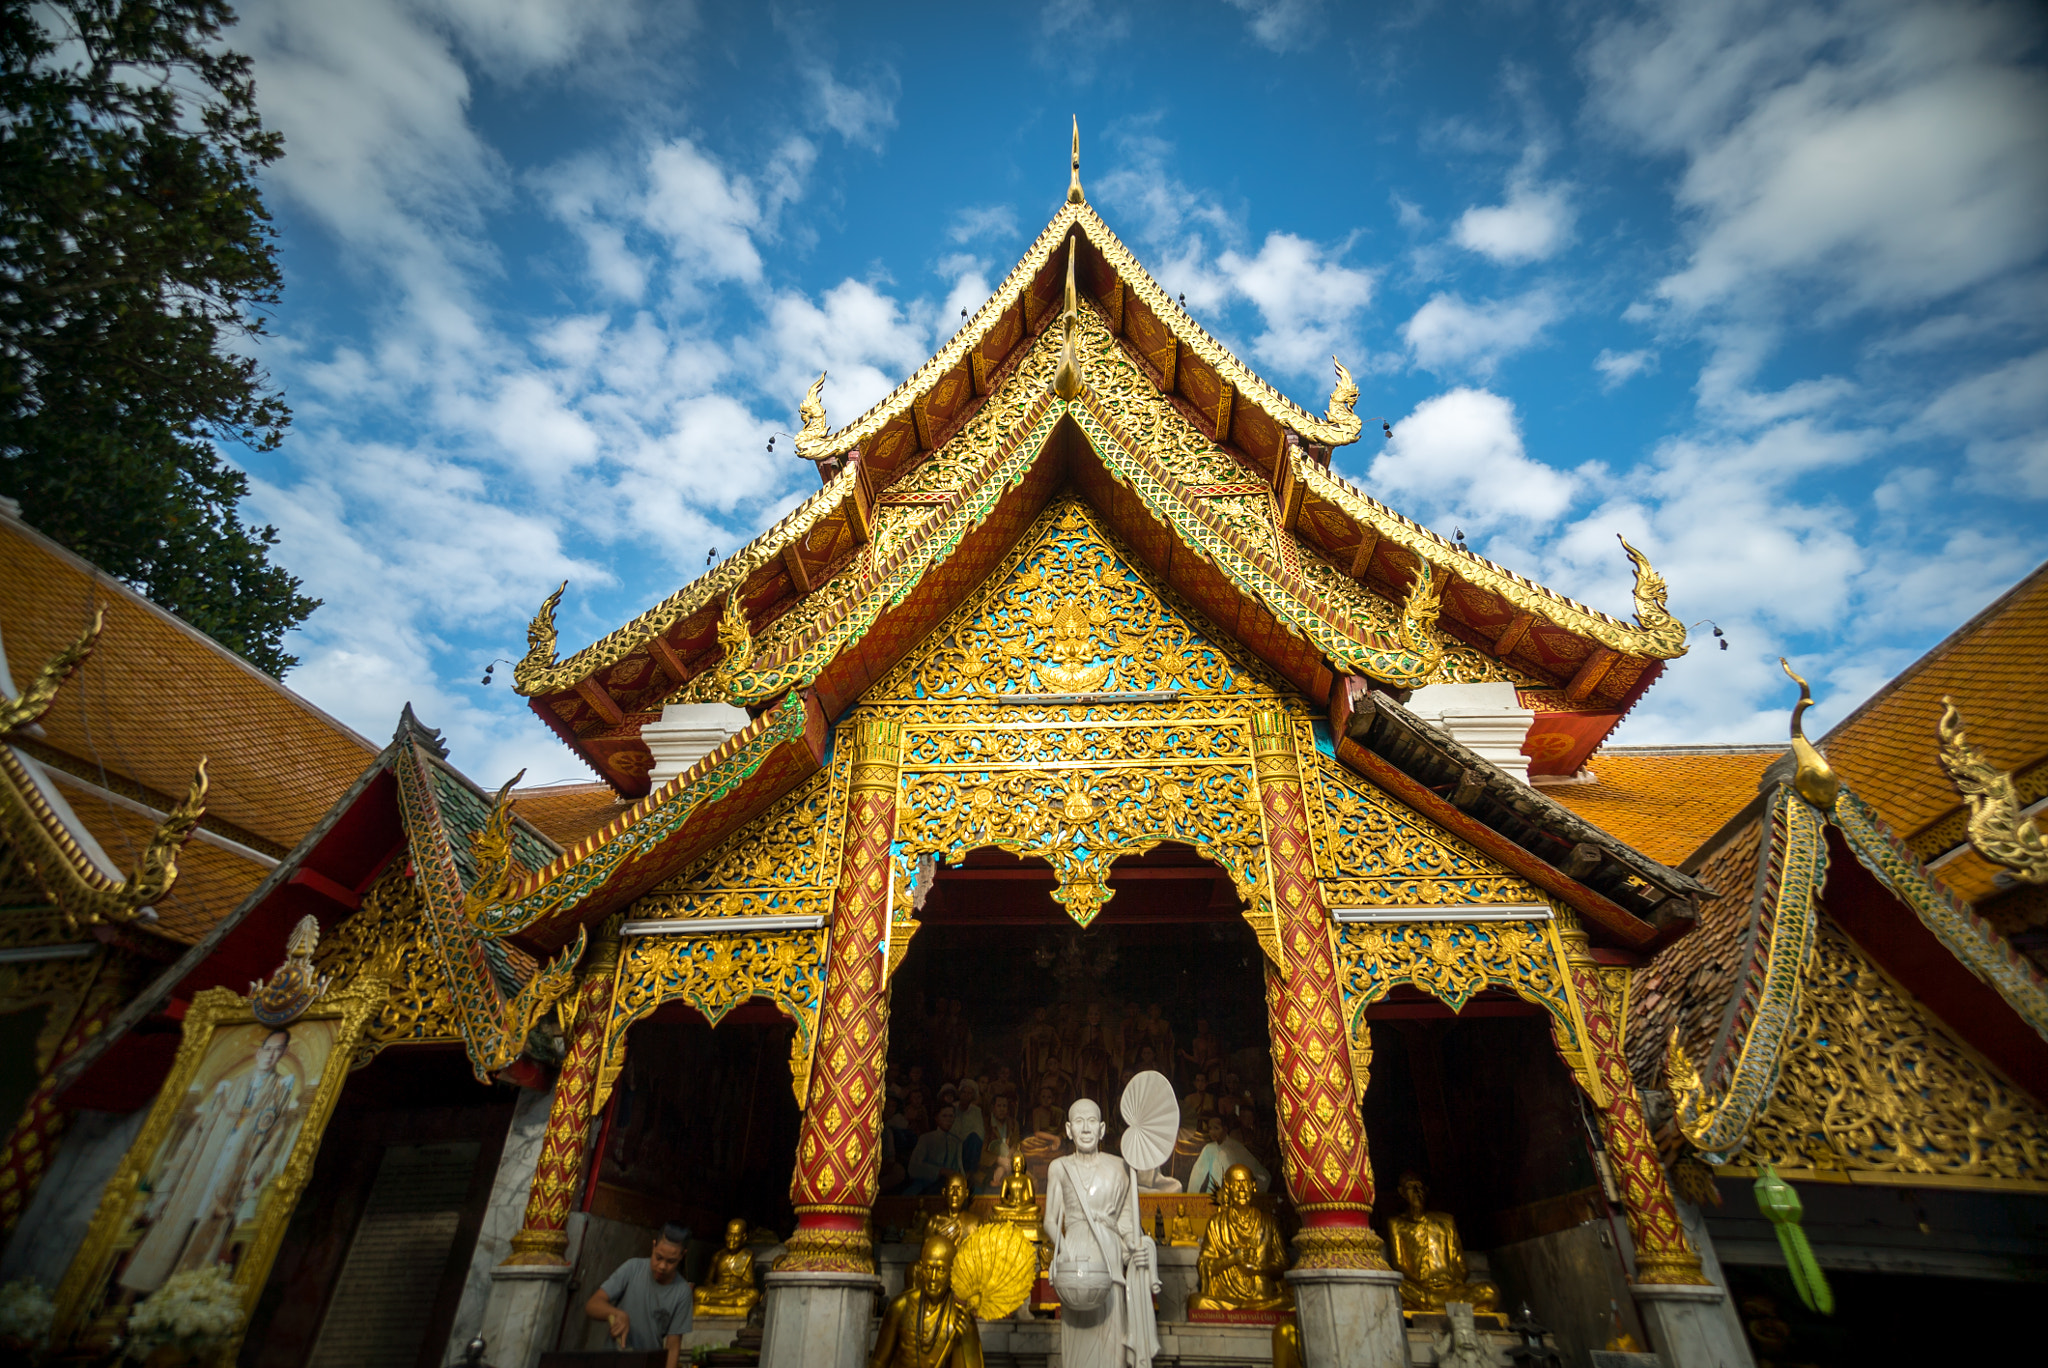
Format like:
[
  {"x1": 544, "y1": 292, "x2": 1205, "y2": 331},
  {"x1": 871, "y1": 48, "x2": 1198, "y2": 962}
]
[
  {"x1": 0, "y1": 953, "x2": 127, "y2": 1232},
  {"x1": 779, "y1": 714, "x2": 901, "y2": 1273},
  {"x1": 1557, "y1": 918, "x2": 1707, "y2": 1285},
  {"x1": 504, "y1": 924, "x2": 623, "y2": 1266},
  {"x1": 1251, "y1": 710, "x2": 1387, "y2": 1269}
]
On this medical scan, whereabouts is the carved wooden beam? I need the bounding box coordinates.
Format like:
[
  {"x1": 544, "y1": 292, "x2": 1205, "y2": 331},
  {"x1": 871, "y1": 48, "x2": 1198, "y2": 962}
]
[
  {"x1": 1566, "y1": 648, "x2": 1620, "y2": 704},
  {"x1": 1349, "y1": 526, "x2": 1381, "y2": 580},
  {"x1": 1492, "y1": 611, "x2": 1536, "y2": 659},
  {"x1": 646, "y1": 633, "x2": 689, "y2": 689},
  {"x1": 1214, "y1": 387, "x2": 1234, "y2": 445},
  {"x1": 575, "y1": 678, "x2": 625, "y2": 726}
]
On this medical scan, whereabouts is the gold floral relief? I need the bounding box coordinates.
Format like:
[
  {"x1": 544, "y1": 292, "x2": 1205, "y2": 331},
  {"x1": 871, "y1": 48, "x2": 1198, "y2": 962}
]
[
  {"x1": 634, "y1": 754, "x2": 849, "y2": 920},
  {"x1": 1742, "y1": 919, "x2": 2048, "y2": 1186},
  {"x1": 1306, "y1": 749, "x2": 1541, "y2": 907},
  {"x1": 314, "y1": 862, "x2": 464, "y2": 1065}
]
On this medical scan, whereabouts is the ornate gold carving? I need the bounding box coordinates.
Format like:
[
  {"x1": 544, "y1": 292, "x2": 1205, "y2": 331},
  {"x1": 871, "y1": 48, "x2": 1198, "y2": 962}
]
[
  {"x1": 1305, "y1": 749, "x2": 1540, "y2": 909},
  {"x1": 1289, "y1": 1223, "x2": 1387, "y2": 1270},
  {"x1": 1937, "y1": 695, "x2": 2047, "y2": 883},
  {"x1": 249, "y1": 914, "x2": 332, "y2": 1027},
  {"x1": 678, "y1": 591, "x2": 757, "y2": 704},
  {"x1": 0, "y1": 609, "x2": 101, "y2": 733},
  {"x1": 1052, "y1": 239, "x2": 1082, "y2": 400},
  {"x1": 794, "y1": 371, "x2": 831, "y2": 462},
  {"x1": 460, "y1": 774, "x2": 527, "y2": 922},
  {"x1": 1782, "y1": 659, "x2": 1839, "y2": 812},
  {"x1": 1324, "y1": 357, "x2": 1359, "y2": 435},
  {"x1": 1742, "y1": 919, "x2": 2048, "y2": 1185},
  {"x1": 635, "y1": 758, "x2": 847, "y2": 924},
  {"x1": 1336, "y1": 919, "x2": 1573, "y2": 1042},
  {"x1": 315, "y1": 863, "x2": 463, "y2": 1064},
  {"x1": 520, "y1": 581, "x2": 566, "y2": 682},
  {"x1": 773, "y1": 1225, "x2": 874, "y2": 1273}
]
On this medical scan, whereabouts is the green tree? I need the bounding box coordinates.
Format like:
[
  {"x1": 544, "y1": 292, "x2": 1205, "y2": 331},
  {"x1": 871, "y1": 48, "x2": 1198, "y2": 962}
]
[{"x1": 0, "y1": 0, "x2": 317, "y2": 676}]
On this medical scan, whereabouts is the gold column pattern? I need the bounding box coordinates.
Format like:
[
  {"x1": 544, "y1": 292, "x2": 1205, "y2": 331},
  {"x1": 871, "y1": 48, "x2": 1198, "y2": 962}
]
[
  {"x1": 1557, "y1": 918, "x2": 1708, "y2": 1285},
  {"x1": 1250, "y1": 710, "x2": 1388, "y2": 1269},
  {"x1": 778, "y1": 714, "x2": 902, "y2": 1273},
  {"x1": 503, "y1": 923, "x2": 622, "y2": 1265}
]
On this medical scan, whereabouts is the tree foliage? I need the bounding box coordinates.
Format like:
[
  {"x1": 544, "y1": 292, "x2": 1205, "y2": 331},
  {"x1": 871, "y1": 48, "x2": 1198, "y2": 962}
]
[{"x1": 0, "y1": 0, "x2": 317, "y2": 676}]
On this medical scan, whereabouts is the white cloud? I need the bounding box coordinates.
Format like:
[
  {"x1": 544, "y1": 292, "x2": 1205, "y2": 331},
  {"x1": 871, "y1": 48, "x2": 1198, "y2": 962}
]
[
  {"x1": 1588, "y1": 0, "x2": 2048, "y2": 315},
  {"x1": 1453, "y1": 180, "x2": 1574, "y2": 264},
  {"x1": 948, "y1": 205, "x2": 1018, "y2": 245},
  {"x1": 1403, "y1": 291, "x2": 1558, "y2": 376},
  {"x1": 1594, "y1": 348, "x2": 1657, "y2": 389},
  {"x1": 1215, "y1": 233, "x2": 1376, "y2": 375},
  {"x1": 1367, "y1": 389, "x2": 1577, "y2": 528},
  {"x1": 806, "y1": 63, "x2": 900, "y2": 150},
  {"x1": 1923, "y1": 347, "x2": 2048, "y2": 497},
  {"x1": 1221, "y1": 0, "x2": 1324, "y2": 52}
]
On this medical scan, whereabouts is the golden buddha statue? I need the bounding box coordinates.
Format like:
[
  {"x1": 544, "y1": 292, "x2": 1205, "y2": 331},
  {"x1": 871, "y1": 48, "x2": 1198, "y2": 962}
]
[
  {"x1": 1187, "y1": 1164, "x2": 1291, "y2": 1313},
  {"x1": 693, "y1": 1217, "x2": 761, "y2": 1318},
  {"x1": 869, "y1": 1234, "x2": 985, "y2": 1368},
  {"x1": 1388, "y1": 1172, "x2": 1498, "y2": 1314},
  {"x1": 993, "y1": 1153, "x2": 1037, "y2": 1222},
  {"x1": 919, "y1": 1172, "x2": 983, "y2": 1249},
  {"x1": 1163, "y1": 1201, "x2": 1198, "y2": 1247}
]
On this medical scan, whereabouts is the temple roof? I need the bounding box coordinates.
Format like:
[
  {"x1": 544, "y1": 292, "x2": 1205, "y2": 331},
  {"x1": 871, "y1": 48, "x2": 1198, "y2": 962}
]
[
  {"x1": 1547, "y1": 745, "x2": 1783, "y2": 868},
  {"x1": 514, "y1": 187, "x2": 1689, "y2": 796},
  {"x1": 0, "y1": 508, "x2": 377, "y2": 947}
]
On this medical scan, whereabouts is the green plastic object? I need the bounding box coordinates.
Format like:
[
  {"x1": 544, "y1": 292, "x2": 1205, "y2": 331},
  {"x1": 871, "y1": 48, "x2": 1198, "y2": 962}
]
[{"x1": 1753, "y1": 1164, "x2": 1834, "y2": 1314}]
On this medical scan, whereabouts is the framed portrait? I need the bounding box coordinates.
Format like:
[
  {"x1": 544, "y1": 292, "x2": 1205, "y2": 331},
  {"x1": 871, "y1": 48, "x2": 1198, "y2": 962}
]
[{"x1": 52, "y1": 977, "x2": 383, "y2": 1359}]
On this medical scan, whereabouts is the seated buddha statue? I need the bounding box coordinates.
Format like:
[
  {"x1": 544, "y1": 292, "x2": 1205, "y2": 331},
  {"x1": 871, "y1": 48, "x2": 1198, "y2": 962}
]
[
  {"x1": 1387, "y1": 1172, "x2": 1498, "y2": 1314},
  {"x1": 1186, "y1": 1164, "x2": 1291, "y2": 1313},
  {"x1": 919, "y1": 1172, "x2": 983, "y2": 1248},
  {"x1": 994, "y1": 1153, "x2": 1037, "y2": 1223},
  {"x1": 693, "y1": 1218, "x2": 761, "y2": 1318}
]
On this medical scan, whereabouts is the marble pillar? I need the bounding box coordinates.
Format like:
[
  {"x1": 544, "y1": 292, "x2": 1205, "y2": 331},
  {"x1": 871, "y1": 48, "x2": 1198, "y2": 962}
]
[
  {"x1": 1286, "y1": 1268, "x2": 1409, "y2": 1368},
  {"x1": 0, "y1": 1107, "x2": 144, "y2": 1289},
  {"x1": 442, "y1": 1083, "x2": 555, "y2": 1365},
  {"x1": 479, "y1": 1265, "x2": 574, "y2": 1368},
  {"x1": 759, "y1": 1270, "x2": 880, "y2": 1368},
  {"x1": 1633, "y1": 1282, "x2": 1752, "y2": 1368}
]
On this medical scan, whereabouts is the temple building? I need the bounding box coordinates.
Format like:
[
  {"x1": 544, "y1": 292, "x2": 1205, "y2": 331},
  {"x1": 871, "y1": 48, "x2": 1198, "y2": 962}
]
[{"x1": 3, "y1": 143, "x2": 2044, "y2": 1368}]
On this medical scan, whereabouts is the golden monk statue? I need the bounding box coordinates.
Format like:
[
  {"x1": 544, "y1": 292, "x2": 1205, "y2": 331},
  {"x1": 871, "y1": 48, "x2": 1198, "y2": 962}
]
[
  {"x1": 994, "y1": 1153, "x2": 1036, "y2": 1222},
  {"x1": 1388, "y1": 1172, "x2": 1498, "y2": 1314},
  {"x1": 693, "y1": 1217, "x2": 760, "y2": 1318},
  {"x1": 920, "y1": 1172, "x2": 983, "y2": 1248},
  {"x1": 1187, "y1": 1164, "x2": 1291, "y2": 1313},
  {"x1": 869, "y1": 1234, "x2": 984, "y2": 1368},
  {"x1": 1164, "y1": 1201, "x2": 1198, "y2": 1247}
]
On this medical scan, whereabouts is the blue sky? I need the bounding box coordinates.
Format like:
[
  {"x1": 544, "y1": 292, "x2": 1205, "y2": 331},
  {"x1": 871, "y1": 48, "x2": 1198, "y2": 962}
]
[{"x1": 227, "y1": 0, "x2": 2048, "y2": 786}]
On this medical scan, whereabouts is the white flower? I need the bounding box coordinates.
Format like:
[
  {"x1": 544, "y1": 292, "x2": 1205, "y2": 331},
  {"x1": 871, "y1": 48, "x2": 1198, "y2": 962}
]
[
  {"x1": 125, "y1": 1266, "x2": 244, "y2": 1353},
  {"x1": 0, "y1": 1279, "x2": 55, "y2": 1344}
]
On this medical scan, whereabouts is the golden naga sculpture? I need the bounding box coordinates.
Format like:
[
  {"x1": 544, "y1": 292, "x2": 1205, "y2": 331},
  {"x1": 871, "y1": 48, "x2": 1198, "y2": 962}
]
[
  {"x1": 869, "y1": 1234, "x2": 984, "y2": 1368},
  {"x1": 1052, "y1": 238, "x2": 1083, "y2": 401},
  {"x1": 919, "y1": 1172, "x2": 983, "y2": 1249},
  {"x1": 1617, "y1": 534, "x2": 1682, "y2": 646},
  {"x1": 1388, "y1": 1172, "x2": 1498, "y2": 1315},
  {"x1": 516, "y1": 580, "x2": 567, "y2": 687},
  {"x1": 1937, "y1": 695, "x2": 2047, "y2": 884},
  {"x1": 682, "y1": 589, "x2": 757, "y2": 704},
  {"x1": 1384, "y1": 560, "x2": 1447, "y2": 689},
  {"x1": 1187, "y1": 1164, "x2": 1291, "y2": 1314},
  {"x1": 1780, "y1": 659, "x2": 1839, "y2": 812},
  {"x1": 695, "y1": 1218, "x2": 762, "y2": 1318},
  {"x1": 461, "y1": 771, "x2": 527, "y2": 922},
  {"x1": 0, "y1": 610, "x2": 209, "y2": 931},
  {"x1": 1324, "y1": 357, "x2": 1360, "y2": 433},
  {"x1": 793, "y1": 371, "x2": 831, "y2": 462}
]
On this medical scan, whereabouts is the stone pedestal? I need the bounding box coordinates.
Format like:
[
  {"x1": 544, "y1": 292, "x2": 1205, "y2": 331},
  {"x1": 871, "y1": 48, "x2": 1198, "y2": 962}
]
[
  {"x1": 478, "y1": 1263, "x2": 572, "y2": 1368},
  {"x1": 759, "y1": 1269, "x2": 880, "y2": 1368},
  {"x1": 1286, "y1": 1267, "x2": 1409, "y2": 1368},
  {"x1": 1632, "y1": 1282, "x2": 1753, "y2": 1368}
]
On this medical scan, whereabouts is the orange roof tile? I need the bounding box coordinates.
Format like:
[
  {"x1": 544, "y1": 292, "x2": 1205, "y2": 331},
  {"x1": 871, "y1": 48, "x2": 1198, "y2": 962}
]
[
  {"x1": 1546, "y1": 746, "x2": 1780, "y2": 867},
  {"x1": 0, "y1": 513, "x2": 377, "y2": 856},
  {"x1": 1821, "y1": 560, "x2": 2048, "y2": 852},
  {"x1": 73, "y1": 799, "x2": 270, "y2": 944},
  {"x1": 509, "y1": 782, "x2": 633, "y2": 849},
  {"x1": 1626, "y1": 814, "x2": 1764, "y2": 1089}
]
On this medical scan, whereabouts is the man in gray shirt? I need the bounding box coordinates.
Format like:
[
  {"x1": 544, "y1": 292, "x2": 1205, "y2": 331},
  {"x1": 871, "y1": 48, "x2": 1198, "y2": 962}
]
[{"x1": 585, "y1": 1222, "x2": 694, "y2": 1365}]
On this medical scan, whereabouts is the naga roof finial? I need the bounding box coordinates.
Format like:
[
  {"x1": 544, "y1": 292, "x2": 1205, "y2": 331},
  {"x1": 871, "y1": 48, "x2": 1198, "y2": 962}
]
[
  {"x1": 1052, "y1": 238, "x2": 1083, "y2": 400},
  {"x1": 1780, "y1": 658, "x2": 1839, "y2": 811},
  {"x1": 793, "y1": 371, "x2": 829, "y2": 461},
  {"x1": 1067, "y1": 116, "x2": 1084, "y2": 205}
]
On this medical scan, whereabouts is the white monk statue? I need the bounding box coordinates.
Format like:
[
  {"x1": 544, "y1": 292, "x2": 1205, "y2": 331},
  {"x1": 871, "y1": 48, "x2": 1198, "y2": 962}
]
[{"x1": 1044, "y1": 1096, "x2": 1161, "y2": 1368}]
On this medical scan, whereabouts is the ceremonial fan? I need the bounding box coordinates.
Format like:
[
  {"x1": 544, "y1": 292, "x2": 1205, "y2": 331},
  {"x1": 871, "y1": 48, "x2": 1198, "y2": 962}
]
[
  {"x1": 1119, "y1": 1070, "x2": 1178, "y2": 1172},
  {"x1": 952, "y1": 1222, "x2": 1038, "y2": 1320}
]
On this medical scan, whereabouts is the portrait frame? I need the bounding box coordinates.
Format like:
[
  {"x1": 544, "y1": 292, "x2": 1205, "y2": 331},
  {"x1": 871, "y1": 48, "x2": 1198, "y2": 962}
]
[{"x1": 51, "y1": 974, "x2": 385, "y2": 1360}]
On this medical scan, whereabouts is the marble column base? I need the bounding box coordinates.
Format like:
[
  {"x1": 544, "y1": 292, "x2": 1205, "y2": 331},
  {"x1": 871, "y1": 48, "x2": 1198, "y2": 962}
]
[
  {"x1": 1632, "y1": 1282, "x2": 1754, "y2": 1368},
  {"x1": 1285, "y1": 1267, "x2": 1409, "y2": 1368},
  {"x1": 759, "y1": 1269, "x2": 881, "y2": 1368},
  {"x1": 478, "y1": 1263, "x2": 573, "y2": 1368}
]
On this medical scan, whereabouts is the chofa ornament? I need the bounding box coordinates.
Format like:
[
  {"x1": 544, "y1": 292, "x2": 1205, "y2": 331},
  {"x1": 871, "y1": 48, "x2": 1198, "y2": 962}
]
[{"x1": 250, "y1": 915, "x2": 333, "y2": 1027}]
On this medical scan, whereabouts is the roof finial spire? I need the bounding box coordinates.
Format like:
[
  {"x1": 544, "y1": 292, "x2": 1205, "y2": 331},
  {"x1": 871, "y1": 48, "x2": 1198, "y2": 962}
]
[{"x1": 1067, "y1": 117, "x2": 1085, "y2": 205}]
